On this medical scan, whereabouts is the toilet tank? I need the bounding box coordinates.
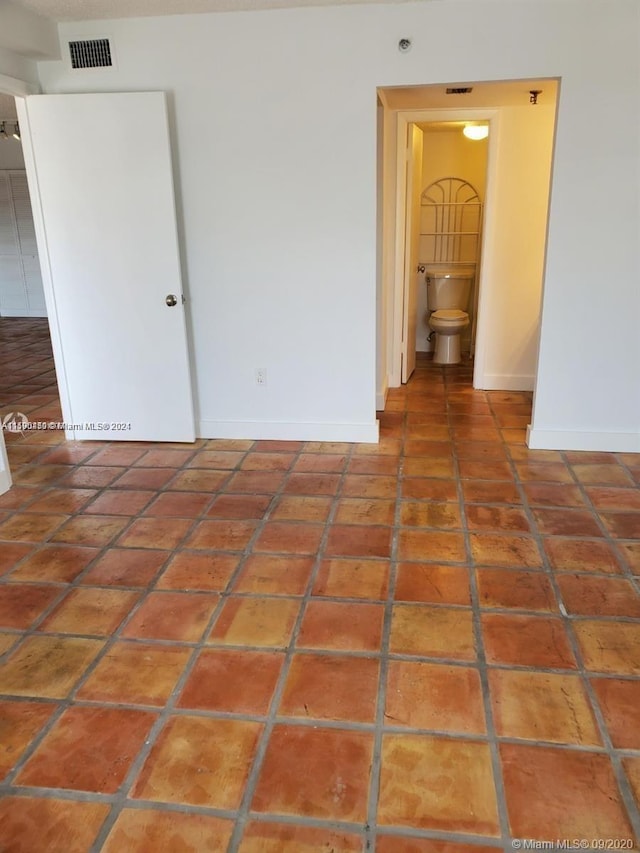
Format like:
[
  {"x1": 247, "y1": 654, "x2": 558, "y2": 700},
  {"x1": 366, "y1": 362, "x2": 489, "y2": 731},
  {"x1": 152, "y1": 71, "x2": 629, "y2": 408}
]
[{"x1": 426, "y1": 265, "x2": 475, "y2": 311}]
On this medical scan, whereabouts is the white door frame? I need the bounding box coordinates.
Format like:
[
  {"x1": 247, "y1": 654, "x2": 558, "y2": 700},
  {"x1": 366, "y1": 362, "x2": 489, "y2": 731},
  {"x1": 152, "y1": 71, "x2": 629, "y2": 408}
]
[
  {"x1": 386, "y1": 107, "x2": 499, "y2": 390},
  {"x1": 14, "y1": 96, "x2": 74, "y2": 439},
  {"x1": 0, "y1": 74, "x2": 39, "y2": 495},
  {"x1": 400, "y1": 122, "x2": 423, "y2": 383}
]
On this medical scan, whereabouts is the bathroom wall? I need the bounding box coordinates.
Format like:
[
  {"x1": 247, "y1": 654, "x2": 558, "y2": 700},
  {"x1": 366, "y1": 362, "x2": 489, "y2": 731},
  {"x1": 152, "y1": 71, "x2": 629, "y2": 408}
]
[
  {"x1": 416, "y1": 128, "x2": 488, "y2": 352},
  {"x1": 414, "y1": 104, "x2": 556, "y2": 395},
  {"x1": 422, "y1": 130, "x2": 488, "y2": 195},
  {"x1": 478, "y1": 104, "x2": 556, "y2": 390}
]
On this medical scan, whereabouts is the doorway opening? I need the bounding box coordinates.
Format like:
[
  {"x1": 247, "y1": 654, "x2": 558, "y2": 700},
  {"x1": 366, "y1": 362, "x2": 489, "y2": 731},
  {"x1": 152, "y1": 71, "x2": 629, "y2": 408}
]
[
  {"x1": 417, "y1": 139, "x2": 487, "y2": 364},
  {"x1": 376, "y1": 78, "x2": 559, "y2": 416},
  {"x1": 0, "y1": 86, "x2": 196, "y2": 495},
  {"x1": 0, "y1": 97, "x2": 47, "y2": 321},
  {"x1": 0, "y1": 91, "x2": 63, "y2": 455}
]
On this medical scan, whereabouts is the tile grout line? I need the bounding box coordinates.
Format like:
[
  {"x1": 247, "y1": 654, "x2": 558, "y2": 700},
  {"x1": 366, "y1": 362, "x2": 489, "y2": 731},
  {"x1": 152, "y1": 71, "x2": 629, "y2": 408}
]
[
  {"x1": 450, "y1": 371, "x2": 512, "y2": 845},
  {"x1": 226, "y1": 440, "x2": 360, "y2": 852},
  {"x1": 1, "y1": 344, "x2": 639, "y2": 847},
  {"x1": 557, "y1": 451, "x2": 640, "y2": 602},
  {"x1": 0, "y1": 440, "x2": 322, "y2": 845},
  {"x1": 555, "y1": 450, "x2": 640, "y2": 842},
  {"x1": 490, "y1": 395, "x2": 640, "y2": 845},
  {"x1": 4, "y1": 547, "x2": 640, "y2": 588},
  {"x1": 365, "y1": 396, "x2": 407, "y2": 851},
  {"x1": 0, "y1": 448, "x2": 254, "y2": 801},
  {"x1": 86, "y1": 442, "x2": 311, "y2": 851},
  {"x1": 3, "y1": 635, "x2": 639, "y2": 694},
  {"x1": 5, "y1": 690, "x2": 637, "y2": 752},
  {"x1": 0, "y1": 443, "x2": 218, "y2": 594}
]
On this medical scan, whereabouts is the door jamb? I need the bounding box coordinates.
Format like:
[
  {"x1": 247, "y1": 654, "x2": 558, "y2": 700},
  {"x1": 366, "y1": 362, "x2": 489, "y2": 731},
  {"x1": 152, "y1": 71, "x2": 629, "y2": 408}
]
[{"x1": 15, "y1": 95, "x2": 75, "y2": 439}]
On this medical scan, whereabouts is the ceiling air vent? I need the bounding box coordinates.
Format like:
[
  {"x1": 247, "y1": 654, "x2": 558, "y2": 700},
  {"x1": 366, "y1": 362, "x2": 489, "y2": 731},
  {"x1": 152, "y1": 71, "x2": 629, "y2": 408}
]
[
  {"x1": 69, "y1": 39, "x2": 113, "y2": 69},
  {"x1": 446, "y1": 87, "x2": 473, "y2": 94}
]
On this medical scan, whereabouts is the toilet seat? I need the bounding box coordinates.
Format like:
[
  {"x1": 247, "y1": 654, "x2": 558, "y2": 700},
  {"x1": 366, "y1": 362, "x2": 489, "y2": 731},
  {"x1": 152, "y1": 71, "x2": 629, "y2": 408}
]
[{"x1": 431, "y1": 309, "x2": 468, "y2": 321}]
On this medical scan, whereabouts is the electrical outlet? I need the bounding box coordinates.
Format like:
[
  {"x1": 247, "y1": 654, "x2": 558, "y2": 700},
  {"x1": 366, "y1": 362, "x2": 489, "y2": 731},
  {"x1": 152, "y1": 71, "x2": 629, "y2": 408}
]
[{"x1": 255, "y1": 368, "x2": 267, "y2": 386}]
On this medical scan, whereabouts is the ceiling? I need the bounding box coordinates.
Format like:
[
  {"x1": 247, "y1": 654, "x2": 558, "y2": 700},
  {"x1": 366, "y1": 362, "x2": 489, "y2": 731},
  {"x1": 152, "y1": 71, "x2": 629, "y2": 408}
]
[
  {"x1": 381, "y1": 79, "x2": 558, "y2": 110},
  {"x1": 418, "y1": 121, "x2": 477, "y2": 133},
  {"x1": 9, "y1": 0, "x2": 423, "y2": 22},
  {"x1": 0, "y1": 93, "x2": 18, "y2": 118}
]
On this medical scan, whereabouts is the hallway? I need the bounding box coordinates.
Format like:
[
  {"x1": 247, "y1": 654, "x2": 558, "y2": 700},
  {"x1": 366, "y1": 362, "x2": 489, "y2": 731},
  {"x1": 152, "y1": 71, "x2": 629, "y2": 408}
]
[{"x1": 0, "y1": 321, "x2": 639, "y2": 851}]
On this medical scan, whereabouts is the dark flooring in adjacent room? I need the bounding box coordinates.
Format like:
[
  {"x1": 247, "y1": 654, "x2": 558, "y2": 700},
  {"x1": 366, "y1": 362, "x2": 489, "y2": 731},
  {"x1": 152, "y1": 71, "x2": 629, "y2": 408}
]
[{"x1": 0, "y1": 318, "x2": 639, "y2": 851}]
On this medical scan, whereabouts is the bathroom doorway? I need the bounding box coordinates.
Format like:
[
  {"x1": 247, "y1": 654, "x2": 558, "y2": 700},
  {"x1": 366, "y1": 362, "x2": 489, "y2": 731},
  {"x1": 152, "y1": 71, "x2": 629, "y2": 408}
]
[
  {"x1": 376, "y1": 79, "x2": 559, "y2": 406},
  {"x1": 416, "y1": 126, "x2": 488, "y2": 363}
]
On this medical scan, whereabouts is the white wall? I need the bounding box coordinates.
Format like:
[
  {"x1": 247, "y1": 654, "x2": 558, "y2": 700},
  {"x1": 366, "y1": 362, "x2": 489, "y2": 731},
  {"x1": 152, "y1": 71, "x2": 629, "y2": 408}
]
[
  {"x1": 33, "y1": 0, "x2": 640, "y2": 449},
  {"x1": 379, "y1": 97, "x2": 398, "y2": 405},
  {"x1": 530, "y1": 7, "x2": 640, "y2": 449}
]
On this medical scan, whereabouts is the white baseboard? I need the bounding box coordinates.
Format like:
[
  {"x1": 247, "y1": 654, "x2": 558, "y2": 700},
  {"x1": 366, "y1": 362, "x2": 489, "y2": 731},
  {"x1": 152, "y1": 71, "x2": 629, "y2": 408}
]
[
  {"x1": 199, "y1": 419, "x2": 380, "y2": 443},
  {"x1": 476, "y1": 374, "x2": 535, "y2": 392},
  {"x1": 527, "y1": 425, "x2": 640, "y2": 453},
  {"x1": 0, "y1": 468, "x2": 12, "y2": 496}
]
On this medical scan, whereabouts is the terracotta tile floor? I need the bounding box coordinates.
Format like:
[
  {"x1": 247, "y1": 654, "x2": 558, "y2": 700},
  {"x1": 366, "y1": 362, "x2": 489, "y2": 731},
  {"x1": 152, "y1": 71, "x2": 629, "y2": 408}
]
[{"x1": 1, "y1": 318, "x2": 640, "y2": 851}]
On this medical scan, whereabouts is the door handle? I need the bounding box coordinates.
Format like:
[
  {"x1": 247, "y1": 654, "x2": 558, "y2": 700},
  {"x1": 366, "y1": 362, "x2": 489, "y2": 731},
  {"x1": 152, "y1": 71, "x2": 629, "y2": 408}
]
[{"x1": 165, "y1": 294, "x2": 178, "y2": 307}]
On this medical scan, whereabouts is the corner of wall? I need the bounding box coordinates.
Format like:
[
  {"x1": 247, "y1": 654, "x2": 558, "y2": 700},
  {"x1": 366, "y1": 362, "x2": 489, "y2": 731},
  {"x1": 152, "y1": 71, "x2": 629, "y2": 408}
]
[{"x1": 0, "y1": 50, "x2": 40, "y2": 90}]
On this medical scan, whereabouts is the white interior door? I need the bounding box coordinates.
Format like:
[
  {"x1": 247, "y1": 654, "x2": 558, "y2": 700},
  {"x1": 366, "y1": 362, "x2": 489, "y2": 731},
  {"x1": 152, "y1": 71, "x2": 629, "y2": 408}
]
[
  {"x1": 401, "y1": 123, "x2": 423, "y2": 383},
  {"x1": 20, "y1": 92, "x2": 195, "y2": 442}
]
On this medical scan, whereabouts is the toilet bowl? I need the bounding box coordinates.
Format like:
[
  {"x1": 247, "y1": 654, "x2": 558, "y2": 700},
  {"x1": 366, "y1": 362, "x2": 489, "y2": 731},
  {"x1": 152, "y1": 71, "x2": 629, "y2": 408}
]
[
  {"x1": 425, "y1": 265, "x2": 474, "y2": 365},
  {"x1": 429, "y1": 309, "x2": 470, "y2": 365}
]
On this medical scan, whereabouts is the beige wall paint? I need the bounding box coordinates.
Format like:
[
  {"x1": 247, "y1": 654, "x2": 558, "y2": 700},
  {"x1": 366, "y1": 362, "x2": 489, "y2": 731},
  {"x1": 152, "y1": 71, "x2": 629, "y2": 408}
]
[
  {"x1": 478, "y1": 104, "x2": 556, "y2": 390},
  {"x1": 421, "y1": 131, "x2": 488, "y2": 196}
]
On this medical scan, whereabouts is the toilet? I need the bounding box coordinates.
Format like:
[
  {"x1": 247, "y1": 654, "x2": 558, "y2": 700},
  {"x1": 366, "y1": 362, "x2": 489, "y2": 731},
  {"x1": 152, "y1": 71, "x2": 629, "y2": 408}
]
[{"x1": 426, "y1": 265, "x2": 475, "y2": 365}]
